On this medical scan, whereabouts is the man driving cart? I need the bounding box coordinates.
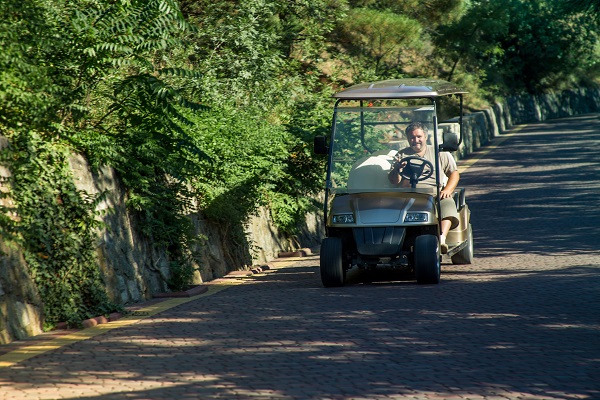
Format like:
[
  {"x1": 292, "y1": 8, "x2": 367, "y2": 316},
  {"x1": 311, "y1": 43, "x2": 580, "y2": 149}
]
[
  {"x1": 314, "y1": 78, "x2": 473, "y2": 286},
  {"x1": 387, "y1": 121, "x2": 460, "y2": 254}
]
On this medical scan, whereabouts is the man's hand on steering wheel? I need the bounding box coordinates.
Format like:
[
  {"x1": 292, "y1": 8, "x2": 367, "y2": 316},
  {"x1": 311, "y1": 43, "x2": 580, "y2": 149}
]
[{"x1": 396, "y1": 156, "x2": 434, "y2": 186}]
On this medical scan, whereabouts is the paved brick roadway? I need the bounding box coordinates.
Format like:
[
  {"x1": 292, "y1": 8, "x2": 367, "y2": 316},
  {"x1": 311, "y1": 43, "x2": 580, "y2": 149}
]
[{"x1": 1, "y1": 114, "x2": 599, "y2": 399}]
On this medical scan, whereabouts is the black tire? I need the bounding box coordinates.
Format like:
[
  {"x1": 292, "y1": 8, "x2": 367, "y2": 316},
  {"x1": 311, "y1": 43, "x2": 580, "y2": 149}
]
[
  {"x1": 451, "y1": 224, "x2": 474, "y2": 265},
  {"x1": 414, "y1": 234, "x2": 440, "y2": 284},
  {"x1": 320, "y1": 237, "x2": 345, "y2": 287}
]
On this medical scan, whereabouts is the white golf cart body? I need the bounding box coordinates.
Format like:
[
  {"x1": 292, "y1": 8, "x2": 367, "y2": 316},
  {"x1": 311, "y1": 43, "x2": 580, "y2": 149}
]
[{"x1": 315, "y1": 79, "x2": 473, "y2": 286}]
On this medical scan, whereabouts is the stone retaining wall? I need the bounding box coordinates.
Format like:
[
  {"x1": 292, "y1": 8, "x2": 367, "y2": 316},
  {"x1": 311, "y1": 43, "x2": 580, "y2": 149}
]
[
  {"x1": 448, "y1": 87, "x2": 600, "y2": 159},
  {"x1": 1, "y1": 86, "x2": 599, "y2": 344}
]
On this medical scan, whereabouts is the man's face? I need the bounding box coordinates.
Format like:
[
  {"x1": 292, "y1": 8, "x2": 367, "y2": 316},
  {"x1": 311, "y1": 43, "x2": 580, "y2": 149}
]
[{"x1": 407, "y1": 128, "x2": 427, "y2": 153}]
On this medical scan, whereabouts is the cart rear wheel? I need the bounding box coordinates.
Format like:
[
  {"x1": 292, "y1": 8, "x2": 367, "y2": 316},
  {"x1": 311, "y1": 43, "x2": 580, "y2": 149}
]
[
  {"x1": 415, "y1": 235, "x2": 441, "y2": 284},
  {"x1": 451, "y1": 224, "x2": 474, "y2": 265},
  {"x1": 320, "y1": 237, "x2": 345, "y2": 287}
]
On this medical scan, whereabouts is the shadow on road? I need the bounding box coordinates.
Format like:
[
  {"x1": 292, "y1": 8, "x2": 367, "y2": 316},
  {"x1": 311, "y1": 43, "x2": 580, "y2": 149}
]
[{"x1": 6, "y1": 257, "x2": 598, "y2": 399}]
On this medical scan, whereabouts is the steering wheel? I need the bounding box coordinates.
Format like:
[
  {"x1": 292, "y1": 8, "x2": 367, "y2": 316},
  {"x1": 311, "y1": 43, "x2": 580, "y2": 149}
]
[{"x1": 397, "y1": 156, "x2": 434, "y2": 187}]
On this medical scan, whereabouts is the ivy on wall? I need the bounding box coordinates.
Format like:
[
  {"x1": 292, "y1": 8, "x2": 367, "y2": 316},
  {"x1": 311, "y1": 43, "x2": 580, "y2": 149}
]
[{"x1": 0, "y1": 132, "x2": 119, "y2": 328}]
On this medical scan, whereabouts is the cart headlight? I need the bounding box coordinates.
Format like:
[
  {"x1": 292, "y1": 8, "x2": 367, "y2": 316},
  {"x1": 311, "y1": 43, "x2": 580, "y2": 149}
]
[
  {"x1": 404, "y1": 212, "x2": 428, "y2": 223},
  {"x1": 332, "y1": 214, "x2": 355, "y2": 224}
]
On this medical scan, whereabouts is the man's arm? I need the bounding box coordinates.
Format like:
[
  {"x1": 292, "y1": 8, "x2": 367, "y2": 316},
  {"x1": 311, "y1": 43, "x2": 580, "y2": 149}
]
[{"x1": 440, "y1": 170, "x2": 459, "y2": 199}]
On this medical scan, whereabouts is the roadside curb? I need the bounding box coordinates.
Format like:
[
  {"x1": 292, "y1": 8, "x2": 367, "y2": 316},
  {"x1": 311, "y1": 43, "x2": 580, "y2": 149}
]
[
  {"x1": 74, "y1": 285, "x2": 211, "y2": 330},
  {"x1": 277, "y1": 247, "x2": 313, "y2": 258},
  {"x1": 221, "y1": 264, "x2": 273, "y2": 278},
  {"x1": 80, "y1": 313, "x2": 122, "y2": 329}
]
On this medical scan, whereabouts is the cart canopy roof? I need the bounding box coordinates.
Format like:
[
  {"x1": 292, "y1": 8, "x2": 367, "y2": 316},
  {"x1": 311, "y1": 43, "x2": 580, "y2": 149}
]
[{"x1": 333, "y1": 78, "x2": 467, "y2": 100}]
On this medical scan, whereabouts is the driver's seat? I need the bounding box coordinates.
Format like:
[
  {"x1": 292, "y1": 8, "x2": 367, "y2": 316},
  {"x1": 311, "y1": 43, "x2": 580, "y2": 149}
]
[{"x1": 453, "y1": 187, "x2": 466, "y2": 210}]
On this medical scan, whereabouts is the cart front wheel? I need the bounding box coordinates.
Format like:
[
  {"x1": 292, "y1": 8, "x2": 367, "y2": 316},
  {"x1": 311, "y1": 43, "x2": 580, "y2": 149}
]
[
  {"x1": 320, "y1": 237, "x2": 345, "y2": 287},
  {"x1": 415, "y1": 235, "x2": 441, "y2": 284}
]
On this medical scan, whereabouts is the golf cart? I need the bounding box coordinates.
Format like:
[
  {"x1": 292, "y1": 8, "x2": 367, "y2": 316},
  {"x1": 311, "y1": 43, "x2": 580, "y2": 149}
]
[{"x1": 314, "y1": 79, "x2": 473, "y2": 286}]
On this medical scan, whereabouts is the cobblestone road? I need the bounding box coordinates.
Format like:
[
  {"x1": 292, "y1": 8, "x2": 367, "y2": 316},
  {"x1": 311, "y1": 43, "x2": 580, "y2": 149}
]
[{"x1": 1, "y1": 114, "x2": 599, "y2": 399}]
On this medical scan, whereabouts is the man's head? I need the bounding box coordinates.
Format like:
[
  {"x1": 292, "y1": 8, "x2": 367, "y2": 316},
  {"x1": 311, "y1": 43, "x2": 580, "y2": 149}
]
[{"x1": 405, "y1": 122, "x2": 428, "y2": 154}]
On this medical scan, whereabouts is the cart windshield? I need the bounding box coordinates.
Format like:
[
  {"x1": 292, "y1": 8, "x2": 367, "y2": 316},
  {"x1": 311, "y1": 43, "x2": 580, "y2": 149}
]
[{"x1": 328, "y1": 100, "x2": 438, "y2": 194}]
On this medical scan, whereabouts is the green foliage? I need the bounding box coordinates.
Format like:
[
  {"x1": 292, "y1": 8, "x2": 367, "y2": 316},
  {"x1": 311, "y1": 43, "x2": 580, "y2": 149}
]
[
  {"x1": 66, "y1": 0, "x2": 209, "y2": 278},
  {"x1": 335, "y1": 8, "x2": 423, "y2": 78},
  {"x1": 166, "y1": 256, "x2": 197, "y2": 292},
  {"x1": 330, "y1": 1, "x2": 469, "y2": 83},
  {"x1": 182, "y1": 0, "x2": 345, "y2": 104},
  {"x1": 436, "y1": 0, "x2": 600, "y2": 95},
  {"x1": 350, "y1": 0, "x2": 465, "y2": 25},
  {"x1": 0, "y1": 131, "x2": 119, "y2": 327},
  {"x1": 560, "y1": 0, "x2": 600, "y2": 20},
  {"x1": 0, "y1": 0, "x2": 68, "y2": 133},
  {"x1": 0, "y1": 0, "x2": 204, "y2": 322},
  {"x1": 189, "y1": 105, "x2": 288, "y2": 220},
  {"x1": 176, "y1": 0, "x2": 338, "y2": 238}
]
